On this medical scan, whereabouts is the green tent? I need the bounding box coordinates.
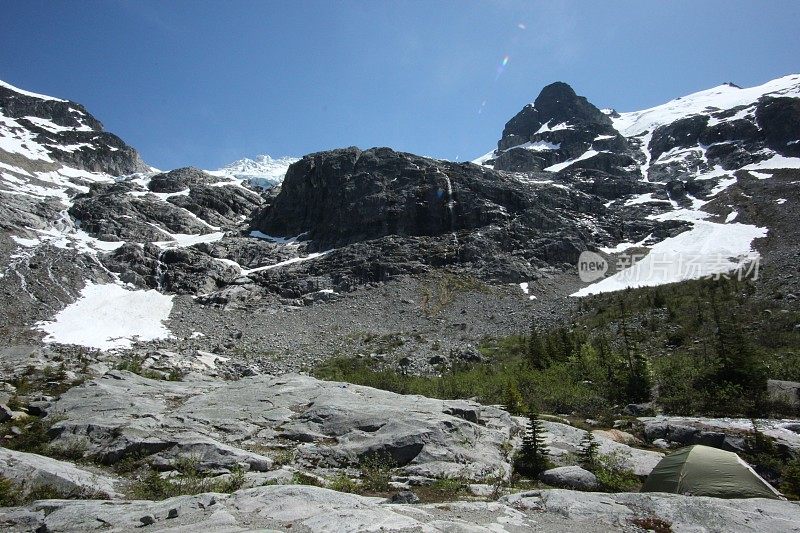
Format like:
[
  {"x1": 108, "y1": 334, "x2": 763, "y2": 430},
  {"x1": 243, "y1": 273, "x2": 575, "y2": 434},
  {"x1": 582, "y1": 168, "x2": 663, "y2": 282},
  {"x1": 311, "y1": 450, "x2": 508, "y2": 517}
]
[{"x1": 642, "y1": 445, "x2": 784, "y2": 500}]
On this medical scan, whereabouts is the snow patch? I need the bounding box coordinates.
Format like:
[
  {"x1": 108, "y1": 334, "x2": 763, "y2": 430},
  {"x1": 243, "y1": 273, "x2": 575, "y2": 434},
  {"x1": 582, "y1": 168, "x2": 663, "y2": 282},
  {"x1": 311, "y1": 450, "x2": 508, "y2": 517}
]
[
  {"x1": 37, "y1": 283, "x2": 174, "y2": 350},
  {"x1": 154, "y1": 231, "x2": 225, "y2": 249},
  {"x1": 242, "y1": 251, "x2": 330, "y2": 275},
  {"x1": 743, "y1": 153, "x2": 800, "y2": 171},
  {"x1": 518, "y1": 282, "x2": 536, "y2": 300},
  {"x1": 535, "y1": 121, "x2": 573, "y2": 134},
  {"x1": 471, "y1": 149, "x2": 497, "y2": 165},
  {"x1": 572, "y1": 220, "x2": 767, "y2": 297},
  {"x1": 624, "y1": 193, "x2": 670, "y2": 206},
  {"x1": 23, "y1": 116, "x2": 92, "y2": 133},
  {"x1": 517, "y1": 140, "x2": 561, "y2": 152}
]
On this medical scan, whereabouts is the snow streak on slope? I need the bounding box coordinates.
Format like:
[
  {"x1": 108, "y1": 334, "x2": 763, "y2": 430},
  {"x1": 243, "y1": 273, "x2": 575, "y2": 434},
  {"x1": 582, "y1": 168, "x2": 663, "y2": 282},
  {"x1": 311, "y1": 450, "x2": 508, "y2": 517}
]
[
  {"x1": 612, "y1": 74, "x2": 800, "y2": 137},
  {"x1": 36, "y1": 282, "x2": 174, "y2": 350},
  {"x1": 213, "y1": 154, "x2": 298, "y2": 189}
]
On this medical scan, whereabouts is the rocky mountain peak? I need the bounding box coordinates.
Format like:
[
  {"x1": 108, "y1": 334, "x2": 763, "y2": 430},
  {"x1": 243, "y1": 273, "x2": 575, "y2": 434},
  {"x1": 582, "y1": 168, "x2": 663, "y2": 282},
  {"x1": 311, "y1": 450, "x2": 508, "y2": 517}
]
[
  {"x1": 0, "y1": 78, "x2": 148, "y2": 176},
  {"x1": 487, "y1": 82, "x2": 629, "y2": 173},
  {"x1": 533, "y1": 81, "x2": 613, "y2": 128}
]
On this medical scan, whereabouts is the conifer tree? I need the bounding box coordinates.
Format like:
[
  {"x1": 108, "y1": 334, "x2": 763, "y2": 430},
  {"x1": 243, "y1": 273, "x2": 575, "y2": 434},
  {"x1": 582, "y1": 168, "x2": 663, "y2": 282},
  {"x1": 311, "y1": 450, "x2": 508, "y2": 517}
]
[
  {"x1": 515, "y1": 414, "x2": 550, "y2": 477},
  {"x1": 527, "y1": 321, "x2": 546, "y2": 370},
  {"x1": 502, "y1": 380, "x2": 525, "y2": 415},
  {"x1": 578, "y1": 431, "x2": 599, "y2": 470}
]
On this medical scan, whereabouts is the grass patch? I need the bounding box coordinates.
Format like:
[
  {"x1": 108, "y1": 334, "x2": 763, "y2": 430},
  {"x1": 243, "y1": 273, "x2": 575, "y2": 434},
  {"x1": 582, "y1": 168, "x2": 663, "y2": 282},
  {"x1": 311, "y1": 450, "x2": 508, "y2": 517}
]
[
  {"x1": 129, "y1": 457, "x2": 246, "y2": 500},
  {"x1": 114, "y1": 356, "x2": 184, "y2": 381},
  {"x1": 420, "y1": 272, "x2": 491, "y2": 316}
]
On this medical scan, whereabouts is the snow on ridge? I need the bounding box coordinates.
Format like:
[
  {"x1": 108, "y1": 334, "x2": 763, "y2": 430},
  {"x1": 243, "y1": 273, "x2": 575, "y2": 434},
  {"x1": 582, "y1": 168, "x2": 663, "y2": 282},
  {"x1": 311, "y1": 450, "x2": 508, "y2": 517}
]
[
  {"x1": 0, "y1": 79, "x2": 68, "y2": 102},
  {"x1": 612, "y1": 74, "x2": 800, "y2": 137},
  {"x1": 544, "y1": 149, "x2": 602, "y2": 172},
  {"x1": 23, "y1": 115, "x2": 93, "y2": 133},
  {"x1": 471, "y1": 149, "x2": 496, "y2": 166},
  {"x1": 535, "y1": 121, "x2": 573, "y2": 134},
  {"x1": 518, "y1": 140, "x2": 560, "y2": 152},
  {"x1": 36, "y1": 282, "x2": 174, "y2": 350}
]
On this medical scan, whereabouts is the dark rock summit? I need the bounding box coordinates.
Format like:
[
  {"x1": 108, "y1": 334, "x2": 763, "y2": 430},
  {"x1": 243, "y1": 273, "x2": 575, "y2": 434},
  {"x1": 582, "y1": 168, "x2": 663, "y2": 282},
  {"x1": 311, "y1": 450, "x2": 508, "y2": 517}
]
[
  {"x1": 487, "y1": 82, "x2": 633, "y2": 173},
  {"x1": 247, "y1": 145, "x2": 672, "y2": 293},
  {"x1": 255, "y1": 147, "x2": 542, "y2": 249},
  {"x1": 148, "y1": 167, "x2": 217, "y2": 193}
]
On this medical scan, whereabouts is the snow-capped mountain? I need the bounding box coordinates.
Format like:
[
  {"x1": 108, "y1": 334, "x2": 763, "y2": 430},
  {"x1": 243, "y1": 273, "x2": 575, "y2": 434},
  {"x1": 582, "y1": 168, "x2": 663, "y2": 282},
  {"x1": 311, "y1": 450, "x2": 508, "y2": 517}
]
[
  {"x1": 473, "y1": 75, "x2": 800, "y2": 296},
  {"x1": 213, "y1": 154, "x2": 299, "y2": 189},
  {"x1": 0, "y1": 74, "x2": 799, "y2": 358}
]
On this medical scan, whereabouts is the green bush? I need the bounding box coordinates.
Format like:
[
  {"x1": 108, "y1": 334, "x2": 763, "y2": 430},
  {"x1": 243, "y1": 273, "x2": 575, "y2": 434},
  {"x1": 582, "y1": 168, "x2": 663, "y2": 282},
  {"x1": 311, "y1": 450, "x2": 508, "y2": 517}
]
[
  {"x1": 428, "y1": 477, "x2": 468, "y2": 497},
  {"x1": 0, "y1": 476, "x2": 20, "y2": 506},
  {"x1": 328, "y1": 472, "x2": 359, "y2": 493},
  {"x1": 780, "y1": 457, "x2": 800, "y2": 500},
  {"x1": 359, "y1": 453, "x2": 394, "y2": 493},
  {"x1": 130, "y1": 457, "x2": 248, "y2": 500},
  {"x1": 593, "y1": 452, "x2": 640, "y2": 492}
]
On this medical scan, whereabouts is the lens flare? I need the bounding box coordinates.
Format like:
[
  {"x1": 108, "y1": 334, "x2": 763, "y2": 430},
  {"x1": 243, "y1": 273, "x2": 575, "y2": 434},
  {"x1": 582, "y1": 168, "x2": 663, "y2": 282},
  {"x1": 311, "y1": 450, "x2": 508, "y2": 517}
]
[{"x1": 502, "y1": 55, "x2": 510, "y2": 67}]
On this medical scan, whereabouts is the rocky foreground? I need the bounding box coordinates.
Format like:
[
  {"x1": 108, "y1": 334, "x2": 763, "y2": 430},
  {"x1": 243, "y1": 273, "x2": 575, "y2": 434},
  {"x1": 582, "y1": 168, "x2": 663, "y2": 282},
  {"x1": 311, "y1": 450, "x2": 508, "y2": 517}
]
[
  {"x1": 3, "y1": 484, "x2": 800, "y2": 532},
  {"x1": 1, "y1": 368, "x2": 799, "y2": 532}
]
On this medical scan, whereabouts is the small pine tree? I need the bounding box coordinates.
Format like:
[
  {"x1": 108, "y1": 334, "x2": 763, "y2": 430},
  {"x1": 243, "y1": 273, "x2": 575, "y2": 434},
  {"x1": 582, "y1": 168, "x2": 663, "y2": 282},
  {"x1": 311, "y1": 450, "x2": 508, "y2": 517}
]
[
  {"x1": 626, "y1": 351, "x2": 652, "y2": 403},
  {"x1": 502, "y1": 380, "x2": 525, "y2": 415},
  {"x1": 578, "y1": 431, "x2": 600, "y2": 470},
  {"x1": 527, "y1": 322, "x2": 547, "y2": 370},
  {"x1": 652, "y1": 288, "x2": 666, "y2": 308},
  {"x1": 515, "y1": 414, "x2": 550, "y2": 477}
]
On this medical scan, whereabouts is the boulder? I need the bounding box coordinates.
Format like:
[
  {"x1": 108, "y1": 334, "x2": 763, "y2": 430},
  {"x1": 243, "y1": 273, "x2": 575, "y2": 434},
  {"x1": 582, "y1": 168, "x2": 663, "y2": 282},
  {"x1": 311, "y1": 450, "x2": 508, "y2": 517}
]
[
  {"x1": 541, "y1": 421, "x2": 662, "y2": 476},
  {"x1": 767, "y1": 379, "x2": 800, "y2": 408},
  {"x1": 539, "y1": 466, "x2": 599, "y2": 490},
  {"x1": 388, "y1": 490, "x2": 420, "y2": 504},
  {"x1": 640, "y1": 416, "x2": 800, "y2": 455}
]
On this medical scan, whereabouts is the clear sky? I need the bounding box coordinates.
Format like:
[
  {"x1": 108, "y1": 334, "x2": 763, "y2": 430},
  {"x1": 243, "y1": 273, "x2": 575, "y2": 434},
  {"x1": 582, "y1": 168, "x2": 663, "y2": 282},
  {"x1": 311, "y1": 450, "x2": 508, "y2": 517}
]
[{"x1": 2, "y1": 1, "x2": 799, "y2": 170}]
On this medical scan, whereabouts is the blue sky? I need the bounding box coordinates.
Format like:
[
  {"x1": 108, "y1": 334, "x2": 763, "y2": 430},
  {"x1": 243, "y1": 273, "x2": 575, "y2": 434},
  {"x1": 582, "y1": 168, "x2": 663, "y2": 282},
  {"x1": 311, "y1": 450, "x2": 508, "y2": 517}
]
[{"x1": 2, "y1": 1, "x2": 799, "y2": 170}]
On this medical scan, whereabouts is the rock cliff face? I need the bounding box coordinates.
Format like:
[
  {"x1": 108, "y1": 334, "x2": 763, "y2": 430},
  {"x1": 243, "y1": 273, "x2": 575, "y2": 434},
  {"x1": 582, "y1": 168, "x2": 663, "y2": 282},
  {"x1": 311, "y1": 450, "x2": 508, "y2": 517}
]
[
  {"x1": 255, "y1": 146, "x2": 600, "y2": 250},
  {"x1": 250, "y1": 145, "x2": 680, "y2": 291}
]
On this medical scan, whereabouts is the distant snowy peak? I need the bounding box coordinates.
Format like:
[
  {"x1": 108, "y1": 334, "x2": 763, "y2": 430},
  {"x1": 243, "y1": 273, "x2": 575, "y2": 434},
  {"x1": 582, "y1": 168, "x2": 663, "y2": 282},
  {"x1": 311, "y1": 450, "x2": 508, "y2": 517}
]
[
  {"x1": 215, "y1": 154, "x2": 299, "y2": 189},
  {"x1": 612, "y1": 74, "x2": 800, "y2": 137}
]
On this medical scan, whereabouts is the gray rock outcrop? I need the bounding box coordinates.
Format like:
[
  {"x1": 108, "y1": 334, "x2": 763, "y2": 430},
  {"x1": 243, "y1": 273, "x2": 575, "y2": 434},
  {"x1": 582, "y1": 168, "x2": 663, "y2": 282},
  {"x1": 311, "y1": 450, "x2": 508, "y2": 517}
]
[{"x1": 0, "y1": 447, "x2": 121, "y2": 499}]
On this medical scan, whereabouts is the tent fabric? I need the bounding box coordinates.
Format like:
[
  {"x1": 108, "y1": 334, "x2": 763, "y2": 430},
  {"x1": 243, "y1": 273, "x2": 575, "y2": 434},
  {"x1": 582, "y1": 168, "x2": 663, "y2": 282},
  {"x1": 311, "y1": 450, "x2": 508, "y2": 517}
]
[{"x1": 642, "y1": 444, "x2": 784, "y2": 500}]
